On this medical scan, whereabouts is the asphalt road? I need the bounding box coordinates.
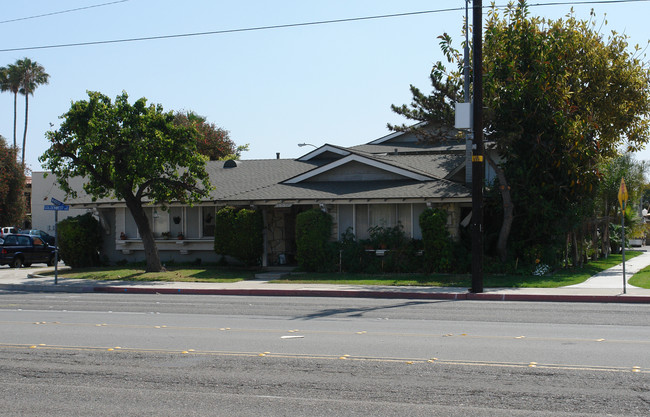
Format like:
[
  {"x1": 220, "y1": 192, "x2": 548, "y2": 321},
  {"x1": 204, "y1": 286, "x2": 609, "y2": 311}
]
[{"x1": 0, "y1": 293, "x2": 649, "y2": 416}]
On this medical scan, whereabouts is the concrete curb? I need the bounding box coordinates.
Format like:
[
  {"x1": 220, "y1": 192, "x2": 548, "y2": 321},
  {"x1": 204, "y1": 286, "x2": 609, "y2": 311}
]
[
  {"x1": 0, "y1": 283, "x2": 96, "y2": 293},
  {"x1": 90, "y1": 286, "x2": 650, "y2": 303}
]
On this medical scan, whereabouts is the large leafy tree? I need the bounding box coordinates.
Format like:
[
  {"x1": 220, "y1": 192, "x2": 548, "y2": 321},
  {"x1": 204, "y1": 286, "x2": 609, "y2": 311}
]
[
  {"x1": 40, "y1": 91, "x2": 212, "y2": 272},
  {"x1": 390, "y1": 1, "x2": 650, "y2": 263},
  {"x1": 15, "y1": 58, "x2": 49, "y2": 167},
  {"x1": 174, "y1": 111, "x2": 248, "y2": 160},
  {"x1": 0, "y1": 63, "x2": 22, "y2": 149},
  {"x1": 0, "y1": 136, "x2": 26, "y2": 227}
]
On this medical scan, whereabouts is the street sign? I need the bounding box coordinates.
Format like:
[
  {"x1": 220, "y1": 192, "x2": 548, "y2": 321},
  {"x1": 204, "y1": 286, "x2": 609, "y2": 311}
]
[
  {"x1": 50, "y1": 197, "x2": 65, "y2": 206},
  {"x1": 44, "y1": 204, "x2": 69, "y2": 211},
  {"x1": 618, "y1": 178, "x2": 628, "y2": 209}
]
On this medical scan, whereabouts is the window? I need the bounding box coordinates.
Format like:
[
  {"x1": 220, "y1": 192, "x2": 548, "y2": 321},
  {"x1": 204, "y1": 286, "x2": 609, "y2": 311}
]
[
  {"x1": 152, "y1": 208, "x2": 170, "y2": 238},
  {"x1": 186, "y1": 207, "x2": 200, "y2": 238},
  {"x1": 369, "y1": 204, "x2": 395, "y2": 228},
  {"x1": 341, "y1": 203, "x2": 418, "y2": 240},
  {"x1": 202, "y1": 207, "x2": 215, "y2": 237}
]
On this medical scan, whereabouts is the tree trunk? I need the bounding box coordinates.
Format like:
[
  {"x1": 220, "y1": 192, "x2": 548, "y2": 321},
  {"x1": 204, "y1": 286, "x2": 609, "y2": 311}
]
[
  {"x1": 571, "y1": 231, "x2": 578, "y2": 267},
  {"x1": 124, "y1": 196, "x2": 162, "y2": 272},
  {"x1": 13, "y1": 92, "x2": 17, "y2": 149},
  {"x1": 592, "y1": 219, "x2": 599, "y2": 261},
  {"x1": 564, "y1": 233, "x2": 570, "y2": 268},
  {"x1": 21, "y1": 93, "x2": 28, "y2": 167},
  {"x1": 486, "y1": 155, "x2": 513, "y2": 262}
]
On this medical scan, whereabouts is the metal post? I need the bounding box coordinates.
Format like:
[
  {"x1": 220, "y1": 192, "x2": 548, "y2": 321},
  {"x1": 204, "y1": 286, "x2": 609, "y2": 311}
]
[
  {"x1": 54, "y1": 210, "x2": 58, "y2": 285},
  {"x1": 622, "y1": 202, "x2": 626, "y2": 294},
  {"x1": 471, "y1": 0, "x2": 484, "y2": 293}
]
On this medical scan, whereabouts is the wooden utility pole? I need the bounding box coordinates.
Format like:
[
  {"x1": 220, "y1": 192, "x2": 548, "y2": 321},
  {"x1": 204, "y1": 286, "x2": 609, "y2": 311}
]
[{"x1": 471, "y1": 0, "x2": 484, "y2": 293}]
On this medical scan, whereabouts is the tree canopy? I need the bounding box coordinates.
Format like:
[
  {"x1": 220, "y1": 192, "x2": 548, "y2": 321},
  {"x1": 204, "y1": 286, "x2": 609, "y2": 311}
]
[
  {"x1": 174, "y1": 111, "x2": 248, "y2": 161},
  {"x1": 0, "y1": 136, "x2": 25, "y2": 227},
  {"x1": 40, "y1": 91, "x2": 212, "y2": 272},
  {"x1": 390, "y1": 0, "x2": 650, "y2": 264},
  {"x1": 0, "y1": 63, "x2": 22, "y2": 149}
]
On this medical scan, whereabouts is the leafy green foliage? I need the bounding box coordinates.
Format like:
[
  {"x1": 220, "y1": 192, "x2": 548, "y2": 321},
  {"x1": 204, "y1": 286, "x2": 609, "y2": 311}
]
[
  {"x1": 0, "y1": 64, "x2": 22, "y2": 148},
  {"x1": 214, "y1": 206, "x2": 237, "y2": 256},
  {"x1": 40, "y1": 91, "x2": 213, "y2": 272},
  {"x1": 295, "y1": 208, "x2": 333, "y2": 272},
  {"x1": 57, "y1": 213, "x2": 103, "y2": 267},
  {"x1": 0, "y1": 136, "x2": 25, "y2": 226},
  {"x1": 390, "y1": 1, "x2": 650, "y2": 263},
  {"x1": 174, "y1": 111, "x2": 248, "y2": 160},
  {"x1": 419, "y1": 208, "x2": 453, "y2": 272},
  {"x1": 214, "y1": 206, "x2": 263, "y2": 266}
]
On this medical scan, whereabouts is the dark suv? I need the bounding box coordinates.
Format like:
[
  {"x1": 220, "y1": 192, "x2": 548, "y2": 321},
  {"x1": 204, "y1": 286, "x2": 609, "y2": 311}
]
[{"x1": 0, "y1": 234, "x2": 57, "y2": 268}]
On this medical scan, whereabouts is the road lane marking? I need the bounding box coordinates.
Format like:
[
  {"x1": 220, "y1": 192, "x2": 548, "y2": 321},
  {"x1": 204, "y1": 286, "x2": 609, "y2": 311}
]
[
  {"x1": 3, "y1": 320, "x2": 648, "y2": 348},
  {"x1": 0, "y1": 342, "x2": 646, "y2": 374}
]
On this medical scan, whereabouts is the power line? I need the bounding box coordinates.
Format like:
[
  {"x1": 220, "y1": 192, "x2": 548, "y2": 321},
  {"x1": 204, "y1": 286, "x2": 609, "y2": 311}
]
[
  {"x1": 0, "y1": 0, "x2": 129, "y2": 25},
  {"x1": 0, "y1": 0, "x2": 648, "y2": 53}
]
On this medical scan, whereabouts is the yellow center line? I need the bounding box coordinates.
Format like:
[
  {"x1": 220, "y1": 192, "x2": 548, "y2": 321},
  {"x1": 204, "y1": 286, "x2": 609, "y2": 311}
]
[{"x1": 0, "y1": 342, "x2": 645, "y2": 374}]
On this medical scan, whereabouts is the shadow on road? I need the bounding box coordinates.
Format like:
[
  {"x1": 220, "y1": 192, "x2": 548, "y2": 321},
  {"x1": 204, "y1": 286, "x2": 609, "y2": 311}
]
[{"x1": 292, "y1": 299, "x2": 453, "y2": 320}]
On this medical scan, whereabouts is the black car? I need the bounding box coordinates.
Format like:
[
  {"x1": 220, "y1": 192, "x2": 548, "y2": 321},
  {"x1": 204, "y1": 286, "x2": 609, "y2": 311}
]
[{"x1": 0, "y1": 234, "x2": 57, "y2": 268}]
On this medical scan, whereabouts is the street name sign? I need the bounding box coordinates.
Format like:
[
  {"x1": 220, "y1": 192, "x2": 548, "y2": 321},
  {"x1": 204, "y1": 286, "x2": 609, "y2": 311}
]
[{"x1": 44, "y1": 204, "x2": 69, "y2": 211}]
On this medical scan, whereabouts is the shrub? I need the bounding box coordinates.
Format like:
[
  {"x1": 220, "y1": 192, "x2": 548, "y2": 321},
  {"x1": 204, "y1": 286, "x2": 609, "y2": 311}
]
[
  {"x1": 214, "y1": 206, "x2": 263, "y2": 266},
  {"x1": 232, "y1": 208, "x2": 263, "y2": 266},
  {"x1": 57, "y1": 213, "x2": 103, "y2": 267},
  {"x1": 419, "y1": 208, "x2": 453, "y2": 272},
  {"x1": 339, "y1": 227, "x2": 365, "y2": 273},
  {"x1": 214, "y1": 206, "x2": 237, "y2": 257},
  {"x1": 296, "y1": 208, "x2": 334, "y2": 272}
]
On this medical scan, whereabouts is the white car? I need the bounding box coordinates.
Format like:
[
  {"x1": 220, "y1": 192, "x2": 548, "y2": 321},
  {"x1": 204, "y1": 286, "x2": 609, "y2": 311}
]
[{"x1": 0, "y1": 227, "x2": 18, "y2": 238}]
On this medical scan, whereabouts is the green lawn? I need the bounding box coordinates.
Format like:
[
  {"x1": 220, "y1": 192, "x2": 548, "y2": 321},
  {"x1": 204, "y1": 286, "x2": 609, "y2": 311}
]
[
  {"x1": 629, "y1": 265, "x2": 650, "y2": 289},
  {"x1": 42, "y1": 265, "x2": 256, "y2": 283},
  {"x1": 277, "y1": 252, "x2": 642, "y2": 288},
  {"x1": 41, "y1": 251, "x2": 641, "y2": 288}
]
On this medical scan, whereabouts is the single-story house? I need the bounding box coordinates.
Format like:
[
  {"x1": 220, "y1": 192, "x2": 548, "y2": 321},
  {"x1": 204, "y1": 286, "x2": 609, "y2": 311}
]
[{"x1": 32, "y1": 126, "x2": 496, "y2": 266}]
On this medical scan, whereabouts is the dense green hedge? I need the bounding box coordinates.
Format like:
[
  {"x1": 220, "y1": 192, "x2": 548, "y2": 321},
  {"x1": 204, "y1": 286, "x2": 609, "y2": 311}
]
[
  {"x1": 214, "y1": 206, "x2": 263, "y2": 266},
  {"x1": 57, "y1": 213, "x2": 103, "y2": 267},
  {"x1": 295, "y1": 208, "x2": 467, "y2": 274},
  {"x1": 295, "y1": 208, "x2": 334, "y2": 272},
  {"x1": 419, "y1": 208, "x2": 453, "y2": 272}
]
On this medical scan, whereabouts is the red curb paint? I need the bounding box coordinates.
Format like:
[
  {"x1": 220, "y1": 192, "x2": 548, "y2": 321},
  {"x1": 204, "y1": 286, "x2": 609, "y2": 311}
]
[{"x1": 91, "y1": 287, "x2": 650, "y2": 304}]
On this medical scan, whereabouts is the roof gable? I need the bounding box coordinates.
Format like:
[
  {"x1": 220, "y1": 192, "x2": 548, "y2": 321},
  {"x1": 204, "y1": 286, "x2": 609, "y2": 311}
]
[
  {"x1": 297, "y1": 145, "x2": 350, "y2": 162},
  {"x1": 284, "y1": 154, "x2": 433, "y2": 184}
]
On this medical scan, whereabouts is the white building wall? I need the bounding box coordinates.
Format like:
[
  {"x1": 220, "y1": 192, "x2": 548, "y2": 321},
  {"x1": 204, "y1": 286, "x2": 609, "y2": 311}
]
[{"x1": 30, "y1": 172, "x2": 87, "y2": 233}]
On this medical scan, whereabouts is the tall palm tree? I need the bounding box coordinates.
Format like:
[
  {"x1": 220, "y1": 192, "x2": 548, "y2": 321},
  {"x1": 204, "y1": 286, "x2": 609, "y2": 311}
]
[
  {"x1": 0, "y1": 63, "x2": 22, "y2": 149},
  {"x1": 15, "y1": 58, "x2": 49, "y2": 167}
]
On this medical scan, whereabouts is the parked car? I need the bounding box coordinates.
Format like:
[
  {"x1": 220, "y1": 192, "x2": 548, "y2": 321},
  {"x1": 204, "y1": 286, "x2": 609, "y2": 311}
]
[
  {"x1": 0, "y1": 234, "x2": 57, "y2": 268},
  {"x1": 21, "y1": 229, "x2": 56, "y2": 246},
  {"x1": 1, "y1": 227, "x2": 18, "y2": 238}
]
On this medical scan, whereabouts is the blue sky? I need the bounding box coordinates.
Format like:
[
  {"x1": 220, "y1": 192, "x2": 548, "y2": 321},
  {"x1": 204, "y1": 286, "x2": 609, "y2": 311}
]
[{"x1": 1, "y1": 0, "x2": 650, "y2": 173}]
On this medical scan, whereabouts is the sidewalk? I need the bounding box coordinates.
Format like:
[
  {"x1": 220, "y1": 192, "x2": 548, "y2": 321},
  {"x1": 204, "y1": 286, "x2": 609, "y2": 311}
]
[{"x1": 1, "y1": 252, "x2": 650, "y2": 303}]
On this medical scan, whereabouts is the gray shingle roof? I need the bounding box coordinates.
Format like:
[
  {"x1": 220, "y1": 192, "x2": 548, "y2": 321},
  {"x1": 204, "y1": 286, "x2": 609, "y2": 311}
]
[
  {"x1": 64, "y1": 130, "x2": 472, "y2": 207},
  {"x1": 65, "y1": 153, "x2": 470, "y2": 207},
  {"x1": 218, "y1": 180, "x2": 470, "y2": 204}
]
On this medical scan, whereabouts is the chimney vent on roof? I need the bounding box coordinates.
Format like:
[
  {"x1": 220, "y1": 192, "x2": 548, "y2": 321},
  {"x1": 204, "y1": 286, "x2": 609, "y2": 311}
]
[
  {"x1": 394, "y1": 148, "x2": 398, "y2": 155},
  {"x1": 276, "y1": 152, "x2": 280, "y2": 159}
]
